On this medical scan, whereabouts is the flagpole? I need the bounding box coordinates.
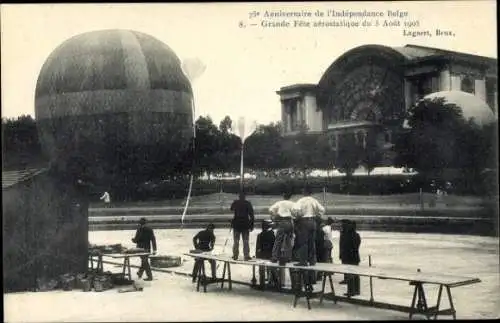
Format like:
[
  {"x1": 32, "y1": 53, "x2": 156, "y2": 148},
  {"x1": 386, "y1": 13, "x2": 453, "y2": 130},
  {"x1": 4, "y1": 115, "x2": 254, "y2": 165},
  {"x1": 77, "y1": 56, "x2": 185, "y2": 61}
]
[{"x1": 240, "y1": 139, "x2": 244, "y2": 192}]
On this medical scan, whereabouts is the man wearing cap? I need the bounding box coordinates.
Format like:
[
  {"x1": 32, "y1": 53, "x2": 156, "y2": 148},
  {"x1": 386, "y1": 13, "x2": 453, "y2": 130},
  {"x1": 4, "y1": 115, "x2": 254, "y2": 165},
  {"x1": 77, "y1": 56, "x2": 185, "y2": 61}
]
[
  {"x1": 132, "y1": 217, "x2": 157, "y2": 281},
  {"x1": 255, "y1": 220, "x2": 275, "y2": 288}
]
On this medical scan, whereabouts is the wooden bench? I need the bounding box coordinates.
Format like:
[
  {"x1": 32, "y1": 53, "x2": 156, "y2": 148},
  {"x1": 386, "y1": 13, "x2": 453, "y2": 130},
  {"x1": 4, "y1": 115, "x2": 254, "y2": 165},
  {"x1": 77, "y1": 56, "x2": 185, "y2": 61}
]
[
  {"x1": 183, "y1": 252, "x2": 480, "y2": 320},
  {"x1": 89, "y1": 252, "x2": 151, "y2": 280}
]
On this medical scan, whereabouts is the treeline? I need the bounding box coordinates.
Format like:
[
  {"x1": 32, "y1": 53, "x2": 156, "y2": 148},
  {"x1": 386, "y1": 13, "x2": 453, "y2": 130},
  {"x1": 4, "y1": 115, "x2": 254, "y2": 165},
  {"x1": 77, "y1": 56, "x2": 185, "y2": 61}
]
[
  {"x1": 2, "y1": 115, "x2": 46, "y2": 169},
  {"x1": 2, "y1": 98, "x2": 498, "y2": 200},
  {"x1": 137, "y1": 175, "x2": 436, "y2": 201}
]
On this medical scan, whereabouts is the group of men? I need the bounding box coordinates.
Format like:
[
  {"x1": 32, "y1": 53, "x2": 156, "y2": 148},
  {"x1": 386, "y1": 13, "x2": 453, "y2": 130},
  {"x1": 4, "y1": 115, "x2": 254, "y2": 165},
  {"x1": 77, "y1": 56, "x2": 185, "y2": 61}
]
[
  {"x1": 130, "y1": 189, "x2": 361, "y2": 296},
  {"x1": 230, "y1": 188, "x2": 325, "y2": 265},
  {"x1": 231, "y1": 189, "x2": 362, "y2": 296}
]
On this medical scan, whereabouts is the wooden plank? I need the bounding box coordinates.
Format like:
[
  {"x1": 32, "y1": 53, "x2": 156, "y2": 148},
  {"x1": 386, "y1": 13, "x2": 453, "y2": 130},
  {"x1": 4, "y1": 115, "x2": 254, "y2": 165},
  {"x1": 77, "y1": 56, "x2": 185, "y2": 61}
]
[
  {"x1": 447, "y1": 278, "x2": 481, "y2": 288},
  {"x1": 324, "y1": 294, "x2": 415, "y2": 313},
  {"x1": 183, "y1": 253, "x2": 481, "y2": 287},
  {"x1": 104, "y1": 252, "x2": 151, "y2": 258}
]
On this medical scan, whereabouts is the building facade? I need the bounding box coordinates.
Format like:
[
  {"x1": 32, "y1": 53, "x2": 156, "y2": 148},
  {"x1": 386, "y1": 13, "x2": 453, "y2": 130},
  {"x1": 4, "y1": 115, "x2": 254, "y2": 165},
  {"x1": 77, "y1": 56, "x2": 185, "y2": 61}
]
[{"x1": 277, "y1": 44, "x2": 498, "y2": 165}]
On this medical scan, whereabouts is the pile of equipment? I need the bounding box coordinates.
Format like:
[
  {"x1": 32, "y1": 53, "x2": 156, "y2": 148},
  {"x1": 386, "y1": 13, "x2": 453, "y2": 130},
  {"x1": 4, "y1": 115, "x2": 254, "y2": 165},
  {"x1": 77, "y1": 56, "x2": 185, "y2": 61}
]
[
  {"x1": 88, "y1": 243, "x2": 124, "y2": 254},
  {"x1": 150, "y1": 255, "x2": 182, "y2": 268},
  {"x1": 36, "y1": 271, "x2": 134, "y2": 293}
]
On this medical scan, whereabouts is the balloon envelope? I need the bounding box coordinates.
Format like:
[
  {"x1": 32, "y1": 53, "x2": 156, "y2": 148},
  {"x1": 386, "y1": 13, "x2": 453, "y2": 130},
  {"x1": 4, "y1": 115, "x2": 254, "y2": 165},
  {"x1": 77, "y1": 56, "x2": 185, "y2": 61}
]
[
  {"x1": 422, "y1": 91, "x2": 496, "y2": 127},
  {"x1": 35, "y1": 29, "x2": 194, "y2": 185}
]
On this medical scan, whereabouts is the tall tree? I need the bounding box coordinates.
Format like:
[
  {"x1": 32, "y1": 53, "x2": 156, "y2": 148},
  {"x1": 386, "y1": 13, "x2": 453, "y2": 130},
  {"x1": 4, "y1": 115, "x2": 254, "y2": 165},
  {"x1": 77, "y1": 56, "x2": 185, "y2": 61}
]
[
  {"x1": 245, "y1": 122, "x2": 287, "y2": 171},
  {"x1": 193, "y1": 115, "x2": 220, "y2": 178},
  {"x1": 335, "y1": 133, "x2": 363, "y2": 177},
  {"x1": 286, "y1": 126, "x2": 318, "y2": 184},
  {"x1": 360, "y1": 132, "x2": 382, "y2": 175},
  {"x1": 2, "y1": 115, "x2": 45, "y2": 168},
  {"x1": 219, "y1": 116, "x2": 233, "y2": 134}
]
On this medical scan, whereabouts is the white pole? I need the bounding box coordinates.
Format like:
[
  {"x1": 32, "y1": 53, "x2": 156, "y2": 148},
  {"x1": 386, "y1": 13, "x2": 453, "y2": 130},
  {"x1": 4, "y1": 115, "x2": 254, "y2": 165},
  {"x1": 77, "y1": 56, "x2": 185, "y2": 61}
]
[
  {"x1": 240, "y1": 140, "x2": 244, "y2": 192},
  {"x1": 369, "y1": 255, "x2": 374, "y2": 302}
]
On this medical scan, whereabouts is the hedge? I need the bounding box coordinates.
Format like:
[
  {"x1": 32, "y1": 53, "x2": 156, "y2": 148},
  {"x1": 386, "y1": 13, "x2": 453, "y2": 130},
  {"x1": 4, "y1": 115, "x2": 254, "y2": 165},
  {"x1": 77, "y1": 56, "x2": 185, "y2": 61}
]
[{"x1": 133, "y1": 175, "x2": 436, "y2": 201}]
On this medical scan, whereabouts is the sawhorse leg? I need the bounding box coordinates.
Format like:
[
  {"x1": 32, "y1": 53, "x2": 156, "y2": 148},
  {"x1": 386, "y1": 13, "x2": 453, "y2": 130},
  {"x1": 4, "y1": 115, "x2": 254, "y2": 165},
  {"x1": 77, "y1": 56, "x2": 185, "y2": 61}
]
[
  {"x1": 221, "y1": 261, "x2": 228, "y2": 289},
  {"x1": 227, "y1": 262, "x2": 232, "y2": 290},
  {"x1": 319, "y1": 273, "x2": 336, "y2": 304},
  {"x1": 255, "y1": 264, "x2": 269, "y2": 290},
  {"x1": 123, "y1": 257, "x2": 131, "y2": 281},
  {"x1": 410, "y1": 283, "x2": 457, "y2": 320},
  {"x1": 293, "y1": 270, "x2": 313, "y2": 310},
  {"x1": 433, "y1": 285, "x2": 443, "y2": 320},
  {"x1": 445, "y1": 286, "x2": 457, "y2": 320},
  {"x1": 196, "y1": 259, "x2": 207, "y2": 293},
  {"x1": 409, "y1": 282, "x2": 429, "y2": 319},
  {"x1": 257, "y1": 265, "x2": 265, "y2": 290},
  {"x1": 97, "y1": 255, "x2": 103, "y2": 273},
  {"x1": 251, "y1": 265, "x2": 257, "y2": 286},
  {"x1": 192, "y1": 259, "x2": 200, "y2": 283}
]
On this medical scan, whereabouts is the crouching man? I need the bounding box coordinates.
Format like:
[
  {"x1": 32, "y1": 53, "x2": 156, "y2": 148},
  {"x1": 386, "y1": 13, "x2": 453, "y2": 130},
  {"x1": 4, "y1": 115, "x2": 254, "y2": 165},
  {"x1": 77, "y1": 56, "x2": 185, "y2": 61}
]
[{"x1": 192, "y1": 223, "x2": 217, "y2": 282}]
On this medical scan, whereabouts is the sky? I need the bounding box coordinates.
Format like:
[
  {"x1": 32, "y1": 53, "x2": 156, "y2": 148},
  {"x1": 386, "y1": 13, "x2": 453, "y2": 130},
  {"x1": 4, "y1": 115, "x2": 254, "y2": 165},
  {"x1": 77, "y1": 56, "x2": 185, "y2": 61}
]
[{"x1": 1, "y1": 1, "x2": 497, "y2": 126}]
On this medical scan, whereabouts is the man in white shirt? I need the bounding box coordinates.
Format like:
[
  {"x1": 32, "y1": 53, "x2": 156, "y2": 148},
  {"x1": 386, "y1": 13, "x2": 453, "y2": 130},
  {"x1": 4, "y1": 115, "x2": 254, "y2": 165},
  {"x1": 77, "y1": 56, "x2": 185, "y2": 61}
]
[
  {"x1": 100, "y1": 191, "x2": 111, "y2": 207},
  {"x1": 292, "y1": 187, "x2": 325, "y2": 267},
  {"x1": 269, "y1": 191, "x2": 295, "y2": 264},
  {"x1": 321, "y1": 217, "x2": 335, "y2": 263}
]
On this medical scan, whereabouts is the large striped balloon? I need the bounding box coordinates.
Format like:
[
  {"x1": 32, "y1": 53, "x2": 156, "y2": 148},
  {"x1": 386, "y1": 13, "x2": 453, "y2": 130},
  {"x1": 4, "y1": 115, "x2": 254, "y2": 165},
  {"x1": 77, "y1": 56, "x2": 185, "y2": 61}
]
[{"x1": 35, "y1": 29, "x2": 194, "y2": 186}]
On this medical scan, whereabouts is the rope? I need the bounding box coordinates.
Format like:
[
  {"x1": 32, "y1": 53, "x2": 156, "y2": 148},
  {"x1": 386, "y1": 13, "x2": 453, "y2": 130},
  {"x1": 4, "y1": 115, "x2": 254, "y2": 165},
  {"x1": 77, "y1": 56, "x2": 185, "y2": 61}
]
[{"x1": 180, "y1": 96, "x2": 197, "y2": 229}]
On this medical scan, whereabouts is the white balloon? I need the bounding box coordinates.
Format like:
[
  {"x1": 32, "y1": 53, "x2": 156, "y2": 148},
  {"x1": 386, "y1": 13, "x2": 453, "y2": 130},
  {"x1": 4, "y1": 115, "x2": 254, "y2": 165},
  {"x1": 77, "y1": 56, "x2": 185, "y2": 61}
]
[
  {"x1": 181, "y1": 57, "x2": 206, "y2": 82},
  {"x1": 236, "y1": 117, "x2": 257, "y2": 143}
]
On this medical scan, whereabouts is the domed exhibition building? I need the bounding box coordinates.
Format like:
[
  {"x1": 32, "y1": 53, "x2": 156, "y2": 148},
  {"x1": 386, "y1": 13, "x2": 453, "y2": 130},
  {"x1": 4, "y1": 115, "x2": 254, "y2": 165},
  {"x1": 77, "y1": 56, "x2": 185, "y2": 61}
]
[{"x1": 277, "y1": 44, "x2": 497, "y2": 165}]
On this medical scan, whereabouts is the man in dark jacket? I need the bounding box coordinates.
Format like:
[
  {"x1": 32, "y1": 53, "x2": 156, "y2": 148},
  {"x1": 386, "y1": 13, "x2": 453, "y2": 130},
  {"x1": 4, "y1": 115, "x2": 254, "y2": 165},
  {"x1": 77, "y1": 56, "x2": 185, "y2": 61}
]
[
  {"x1": 256, "y1": 220, "x2": 275, "y2": 260},
  {"x1": 255, "y1": 220, "x2": 275, "y2": 288},
  {"x1": 132, "y1": 217, "x2": 157, "y2": 281},
  {"x1": 339, "y1": 220, "x2": 361, "y2": 296},
  {"x1": 192, "y1": 223, "x2": 217, "y2": 282},
  {"x1": 338, "y1": 219, "x2": 350, "y2": 284},
  {"x1": 230, "y1": 192, "x2": 254, "y2": 260}
]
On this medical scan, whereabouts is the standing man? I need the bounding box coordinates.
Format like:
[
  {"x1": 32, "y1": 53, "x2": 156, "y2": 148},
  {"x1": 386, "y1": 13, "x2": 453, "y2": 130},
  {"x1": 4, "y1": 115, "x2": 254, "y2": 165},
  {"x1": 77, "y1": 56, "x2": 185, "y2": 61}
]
[
  {"x1": 131, "y1": 217, "x2": 157, "y2": 281},
  {"x1": 292, "y1": 187, "x2": 325, "y2": 267},
  {"x1": 255, "y1": 220, "x2": 275, "y2": 288},
  {"x1": 269, "y1": 191, "x2": 295, "y2": 265},
  {"x1": 268, "y1": 190, "x2": 296, "y2": 289},
  {"x1": 321, "y1": 217, "x2": 335, "y2": 263},
  {"x1": 338, "y1": 219, "x2": 350, "y2": 284},
  {"x1": 100, "y1": 191, "x2": 111, "y2": 207},
  {"x1": 230, "y1": 192, "x2": 254, "y2": 261},
  {"x1": 340, "y1": 220, "x2": 361, "y2": 297}
]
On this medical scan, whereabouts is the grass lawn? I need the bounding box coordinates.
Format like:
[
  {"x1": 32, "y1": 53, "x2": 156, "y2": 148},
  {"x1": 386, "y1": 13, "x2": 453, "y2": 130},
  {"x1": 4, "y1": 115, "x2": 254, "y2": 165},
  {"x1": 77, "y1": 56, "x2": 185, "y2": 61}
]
[{"x1": 90, "y1": 192, "x2": 486, "y2": 209}]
